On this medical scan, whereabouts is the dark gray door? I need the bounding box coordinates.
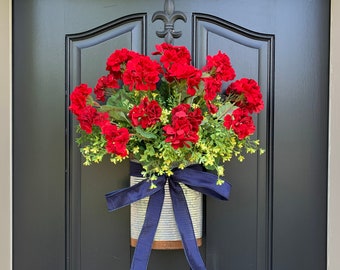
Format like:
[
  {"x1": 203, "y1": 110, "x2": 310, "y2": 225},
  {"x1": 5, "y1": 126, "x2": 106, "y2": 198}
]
[{"x1": 13, "y1": 1, "x2": 329, "y2": 269}]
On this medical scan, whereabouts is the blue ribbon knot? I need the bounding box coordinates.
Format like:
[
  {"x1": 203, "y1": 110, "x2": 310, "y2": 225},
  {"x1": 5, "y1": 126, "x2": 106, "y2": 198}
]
[{"x1": 105, "y1": 161, "x2": 231, "y2": 270}]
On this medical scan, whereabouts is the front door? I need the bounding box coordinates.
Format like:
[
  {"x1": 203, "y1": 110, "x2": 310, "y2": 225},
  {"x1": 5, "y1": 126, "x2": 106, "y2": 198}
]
[{"x1": 13, "y1": 1, "x2": 329, "y2": 269}]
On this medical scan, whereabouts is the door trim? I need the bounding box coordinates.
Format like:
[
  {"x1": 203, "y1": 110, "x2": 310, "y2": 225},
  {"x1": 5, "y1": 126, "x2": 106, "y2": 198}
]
[
  {"x1": 328, "y1": 2, "x2": 340, "y2": 270},
  {"x1": 0, "y1": 0, "x2": 12, "y2": 270}
]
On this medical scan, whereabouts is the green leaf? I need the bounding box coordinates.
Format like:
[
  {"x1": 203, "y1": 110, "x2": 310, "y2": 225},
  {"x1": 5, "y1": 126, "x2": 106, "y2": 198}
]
[
  {"x1": 216, "y1": 102, "x2": 236, "y2": 119},
  {"x1": 135, "y1": 126, "x2": 158, "y2": 139},
  {"x1": 204, "y1": 164, "x2": 215, "y2": 171},
  {"x1": 109, "y1": 109, "x2": 129, "y2": 122},
  {"x1": 98, "y1": 104, "x2": 129, "y2": 122},
  {"x1": 106, "y1": 89, "x2": 132, "y2": 107}
]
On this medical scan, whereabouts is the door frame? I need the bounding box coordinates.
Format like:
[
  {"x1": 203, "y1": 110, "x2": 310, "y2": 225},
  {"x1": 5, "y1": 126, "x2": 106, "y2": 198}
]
[
  {"x1": 0, "y1": 0, "x2": 12, "y2": 269},
  {"x1": 327, "y1": 2, "x2": 340, "y2": 269},
  {"x1": 1, "y1": 1, "x2": 339, "y2": 269}
]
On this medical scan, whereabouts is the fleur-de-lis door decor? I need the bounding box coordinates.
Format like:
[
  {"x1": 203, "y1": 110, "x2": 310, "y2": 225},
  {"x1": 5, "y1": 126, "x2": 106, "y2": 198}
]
[{"x1": 152, "y1": 0, "x2": 187, "y2": 44}]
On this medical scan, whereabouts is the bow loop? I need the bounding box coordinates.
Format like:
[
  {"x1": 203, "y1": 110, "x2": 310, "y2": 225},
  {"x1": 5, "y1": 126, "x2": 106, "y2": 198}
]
[{"x1": 172, "y1": 167, "x2": 231, "y2": 200}]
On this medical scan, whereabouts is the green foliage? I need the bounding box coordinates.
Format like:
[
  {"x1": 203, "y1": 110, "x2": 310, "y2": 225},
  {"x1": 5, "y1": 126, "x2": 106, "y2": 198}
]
[{"x1": 76, "y1": 126, "x2": 107, "y2": 165}]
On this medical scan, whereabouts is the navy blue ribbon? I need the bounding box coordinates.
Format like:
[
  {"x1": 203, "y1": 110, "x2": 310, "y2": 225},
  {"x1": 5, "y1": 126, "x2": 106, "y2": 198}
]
[{"x1": 105, "y1": 161, "x2": 231, "y2": 270}]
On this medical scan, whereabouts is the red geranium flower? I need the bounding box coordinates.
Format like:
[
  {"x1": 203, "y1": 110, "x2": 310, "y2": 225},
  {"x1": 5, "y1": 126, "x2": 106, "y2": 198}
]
[
  {"x1": 101, "y1": 123, "x2": 130, "y2": 157},
  {"x1": 224, "y1": 108, "x2": 256, "y2": 139},
  {"x1": 77, "y1": 106, "x2": 110, "y2": 134},
  {"x1": 202, "y1": 51, "x2": 236, "y2": 82},
  {"x1": 122, "y1": 55, "x2": 161, "y2": 91},
  {"x1": 93, "y1": 111, "x2": 110, "y2": 128},
  {"x1": 94, "y1": 74, "x2": 119, "y2": 101},
  {"x1": 152, "y1": 43, "x2": 191, "y2": 70},
  {"x1": 106, "y1": 48, "x2": 139, "y2": 79},
  {"x1": 165, "y1": 63, "x2": 202, "y2": 96},
  {"x1": 69, "y1": 83, "x2": 92, "y2": 116},
  {"x1": 203, "y1": 77, "x2": 222, "y2": 101},
  {"x1": 76, "y1": 106, "x2": 98, "y2": 134},
  {"x1": 163, "y1": 104, "x2": 203, "y2": 149},
  {"x1": 128, "y1": 97, "x2": 162, "y2": 128},
  {"x1": 226, "y1": 78, "x2": 264, "y2": 114}
]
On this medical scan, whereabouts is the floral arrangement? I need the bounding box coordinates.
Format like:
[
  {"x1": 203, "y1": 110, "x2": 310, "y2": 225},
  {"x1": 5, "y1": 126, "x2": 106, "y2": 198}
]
[{"x1": 69, "y1": 42, "x2": 264, "y2": 187}]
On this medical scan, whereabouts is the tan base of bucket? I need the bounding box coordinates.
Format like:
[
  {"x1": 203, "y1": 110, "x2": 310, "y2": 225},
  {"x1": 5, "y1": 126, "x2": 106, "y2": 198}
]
[{"x1": 130, "y1": 238, "x2": 202, "y2": 250}]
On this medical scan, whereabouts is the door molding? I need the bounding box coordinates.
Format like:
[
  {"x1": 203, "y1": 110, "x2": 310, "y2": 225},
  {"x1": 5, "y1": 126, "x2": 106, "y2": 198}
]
[
  {"x1": 65, "y1": 13, "x2": 147, "y2": 269},
  {"x1": 192, "y1": 13, "x2": 275, "y2": 269}
]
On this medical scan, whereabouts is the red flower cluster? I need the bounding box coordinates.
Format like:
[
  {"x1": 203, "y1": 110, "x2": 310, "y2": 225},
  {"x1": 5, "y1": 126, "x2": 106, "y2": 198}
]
[
  {"x1": 202, "y1": 51, "x2": 236, "y2": 101},
  {"x1": 101, "y1": 123, "x2": 129, "y2": 157},
  {"x1": 106, "y1": 48, "x2": 137, "y2": 79},
  {"x1": 153, "y1": 43, "x2": 191, "y2": 68},
  {"x1": 94, "y1": 74, "x2": 119, "y2": 101},
  {"x1": 104, "y1": 48, "x2": 161, "y2": 92},
  {"x1": 153, "y1": 43, "x2": 201, "y2": 96},
  {"x1": 163, "y1": 104, "x2": 203, "y2": 149},
  {"x1": 224, "y1": 108, "x2": 256, "y2": 140},
  {"x1": 226, "y1": 78, "x2": 264, "y2": 114},
  {"x1": 94, "y1": 48, "x2": 137, "y2": 102},
  {"x1": 69, "y1": 43, "x2": 265, "y2": 165},
  {"x1": 75, "y1": 106, "x2": 101, "y2": 134},
  {"x1": 223, "y1": 78, "x2": 263, "y2": 140},
  {"x1": 69, "y1": 83, "x2": 129, "y2": 157},
  {"x1": 203, "y1": 51, "x2": 236, "y2": 81},
  {"x1": 69, "y1": 83, "x2": 92, "y2": 114},
  {"x1": 128, "y1": 97, "x2": 162, "y2": 128},
  {"x1": 122, "y1": 55, "x2": 161, "y2": 91},
  {"x1": 69, "y1": 84, "x2": 104, "y2": 133},
  {"x1": 202, "y1": 77, "x2": 222, "y2": 101}
]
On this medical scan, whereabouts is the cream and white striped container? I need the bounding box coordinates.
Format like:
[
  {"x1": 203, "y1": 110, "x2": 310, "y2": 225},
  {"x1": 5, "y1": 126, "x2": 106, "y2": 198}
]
[{"x1": 130, "y1": 175, "x2": 203, "y2": 250}]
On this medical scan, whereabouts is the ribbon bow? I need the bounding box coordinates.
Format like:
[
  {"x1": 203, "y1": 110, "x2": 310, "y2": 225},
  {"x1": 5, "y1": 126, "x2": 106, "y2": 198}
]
[{"x1": 105, "y1": 161, "x2": 231, "y2": 270}]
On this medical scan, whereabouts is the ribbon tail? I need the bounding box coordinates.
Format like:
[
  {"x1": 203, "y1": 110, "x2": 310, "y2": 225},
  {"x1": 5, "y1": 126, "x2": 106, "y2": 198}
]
[
  {"x1": 169, "y1": 181, "x2": 206, "y2": 270},
  {"x1": 105, "y1": 179, "x2": 162, "y2": 212},
  {"x1": 131, "y1": 187, "x2": 165, "y2": 270}
]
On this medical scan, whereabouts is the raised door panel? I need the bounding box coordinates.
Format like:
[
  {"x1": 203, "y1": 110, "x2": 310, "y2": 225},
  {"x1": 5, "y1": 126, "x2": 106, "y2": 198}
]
[
  {"x1": 192, "y1": 14, "x2": 274, "y2": 269},
  {"x1": 66, "y1": 14, "x2": 146, "y2": 270}
]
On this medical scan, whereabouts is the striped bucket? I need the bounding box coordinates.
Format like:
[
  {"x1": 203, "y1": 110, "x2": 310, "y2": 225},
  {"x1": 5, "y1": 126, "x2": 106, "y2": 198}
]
[{"x1": 130, "y1": 175, "x2": 203, "y2": 250}]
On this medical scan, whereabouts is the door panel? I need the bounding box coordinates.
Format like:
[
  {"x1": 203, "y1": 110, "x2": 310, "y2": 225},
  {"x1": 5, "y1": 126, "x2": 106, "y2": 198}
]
[
  {"x1": 193, "y1": 14, "x2": 274, "y2": 269},
  {"x1": 66, "y1": 14, "x2": 142, "y2": 270},
  {"x1": 13, "y1": 1, "x2": 329, "y2": 269}
]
